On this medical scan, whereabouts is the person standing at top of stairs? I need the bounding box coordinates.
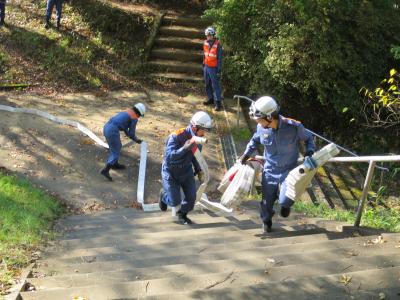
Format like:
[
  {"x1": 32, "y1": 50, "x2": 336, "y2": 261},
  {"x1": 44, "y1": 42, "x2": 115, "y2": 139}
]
[
  {"x1": 240, "y1": 96, "x2": 316, "y2": 234},
  {"x1": 159, "y1": 111, "x2": 213, "y2": 225},
  {"x1": 202, "y1": 27, "x2": 223, "y2": 112},
  {"x1": 0, "y1": 0, "x2": 6, "y2": 27},
  {"x1": 44, "y1": 0, "x2": 63, "y2": 30},
  {"x1": 100, "y1": 103, "x2": 146, "y2": 182}
]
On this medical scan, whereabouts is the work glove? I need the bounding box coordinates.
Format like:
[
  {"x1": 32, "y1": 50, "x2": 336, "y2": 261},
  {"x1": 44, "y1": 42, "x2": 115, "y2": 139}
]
[
  {"x1": 133, "y1": 137, "x2": 143, "y2": 144},
  {"x1": 197, "y1": 170, "x2": 205, "y2": 184},
  {"x1": 303, "y1": 156, "x2": 317, "y2": 170},
  {"x1": 182, "y1": 137, "x2": 198, "y2": 154},
  {"x1": 239, "y1": 154, "x2": 250, "y2": 165}
]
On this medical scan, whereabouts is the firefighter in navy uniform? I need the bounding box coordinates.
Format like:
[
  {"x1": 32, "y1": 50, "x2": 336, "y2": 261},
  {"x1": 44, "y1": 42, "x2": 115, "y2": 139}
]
[
  {"x1": 100, "y1": 103, "x2": 146, "y2": 181},
  {"x1": 159, "y1": 111, "x2": 213, "y2": 225},
  {"x1": 240, "y1": 96, "x2": 316, "y2": 233}
]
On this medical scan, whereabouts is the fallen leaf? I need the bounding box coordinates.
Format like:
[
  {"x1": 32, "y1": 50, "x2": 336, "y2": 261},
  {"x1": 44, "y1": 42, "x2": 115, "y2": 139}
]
[
  {"x1": 379, "y1": 292, "x2": 385, "y2": 299},
  {"x1": 339, "y1": 274, "x2": 352, "y2": 285},
  {"x1": 364, "y1": 235, "x2": 386, "y2": 246},
  {"x1": 267, "y1": 258, "x2": 275, "y2": 263}
]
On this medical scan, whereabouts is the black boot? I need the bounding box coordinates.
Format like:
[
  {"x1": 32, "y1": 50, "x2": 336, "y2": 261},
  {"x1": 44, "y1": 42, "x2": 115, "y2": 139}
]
[
  {"x1": 110, "y1": 162, "x2": 126, "y2": 170},
  {"x1": 100, "y1": 164, "x2": 112, "y2": 181},
  {"x1": 45, "y1": 20, "x2": 50, "y2": 29},
  {"x1": 214, "y1": 104, "x2": 222, "y2": 112},
  {"x1": 177, "y1": 210, "x2": 192, "y2": 225},
  {"x1": 203, "y1": 98, "x2": 214, "y2": 106},
  {"x1": 0, "y1": 20, "x2": 4, "y2": 27},
  {"x1": 56, "y1": 19, "x2": 61, "y2": 30},
  {"x1": 280, "y1": 207, "x2": 291, "y2": 218},
  {"x1": 262, "y1": 220, "x2": 272, "y2": 233},
  {"x1": 159, "y1": 189, "x2": 167, "y2": 212}
]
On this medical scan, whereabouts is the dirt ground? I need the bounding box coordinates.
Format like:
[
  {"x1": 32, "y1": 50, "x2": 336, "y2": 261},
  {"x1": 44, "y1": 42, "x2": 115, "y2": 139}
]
[{"x1": 0, "y1": 90, "x2": 226, "y2": 212}]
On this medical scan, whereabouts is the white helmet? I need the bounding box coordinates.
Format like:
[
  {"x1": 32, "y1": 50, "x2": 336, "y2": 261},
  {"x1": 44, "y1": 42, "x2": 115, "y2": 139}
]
[
  {"x1": 205, "y1": 27, "x2": 216, "y2": 36},
  {"x1": 190, "y1": 111, "x2": 213, "y2": 131},
  {"x1": 134, "y1": 103, "x2": 146, "y2": 117},
  {"x1": 249, "y1": 96, "x2": 279, "y2": 120}
]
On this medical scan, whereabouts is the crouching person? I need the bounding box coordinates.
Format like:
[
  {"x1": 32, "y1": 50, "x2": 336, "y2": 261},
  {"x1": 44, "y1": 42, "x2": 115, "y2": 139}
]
[
  {"x1": 100, "y1": 103, "x2": 146, "y2": 181},
  {"x1": 240, "y1": 96, "x2": 315, "y2": 233},
  {"x1": 159, "y1": 111, "x2": 213, "y2": 225}
]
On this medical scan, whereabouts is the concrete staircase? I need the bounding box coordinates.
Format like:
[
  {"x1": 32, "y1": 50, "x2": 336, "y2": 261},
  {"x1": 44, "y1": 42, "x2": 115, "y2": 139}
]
[
  {"x1": 20, "y1": 206, "x2": 400, "y2": 299},
  {"x1": 148, "y1": 14, "x2": 208, "y2": 82}
]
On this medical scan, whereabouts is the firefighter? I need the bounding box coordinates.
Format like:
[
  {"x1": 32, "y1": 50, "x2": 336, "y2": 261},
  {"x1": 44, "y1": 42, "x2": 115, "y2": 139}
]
[
  {"x1": 240, "y1": 96, "x2": 316, "y2": 233},
  {"x1": 159, "y1": 111, "x2": 212, "y2": 225}
]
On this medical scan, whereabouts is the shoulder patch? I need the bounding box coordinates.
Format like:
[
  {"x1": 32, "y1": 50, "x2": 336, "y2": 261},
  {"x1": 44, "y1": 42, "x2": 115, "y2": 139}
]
[
  {"x1": 282, "y1": 117, "x2": 302, "y2": 126},
  {"x1": 172, "y1": 128, "x2": 186, "y2": 136}
]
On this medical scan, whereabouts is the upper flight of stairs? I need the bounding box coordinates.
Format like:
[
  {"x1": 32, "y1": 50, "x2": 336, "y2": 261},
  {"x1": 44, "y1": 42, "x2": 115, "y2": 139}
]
[
  {"x1": 148, "y1": 14, "x2": 208, "y2": 82},
  {"x1": 19, "y1": 206, "x2": 400, "y2": 299}
]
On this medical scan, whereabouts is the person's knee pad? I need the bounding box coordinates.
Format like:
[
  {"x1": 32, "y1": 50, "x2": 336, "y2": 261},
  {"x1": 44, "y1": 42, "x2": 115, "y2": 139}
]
[{"x1": 280, "y1": 206, "x2": 291, "y2": 218}]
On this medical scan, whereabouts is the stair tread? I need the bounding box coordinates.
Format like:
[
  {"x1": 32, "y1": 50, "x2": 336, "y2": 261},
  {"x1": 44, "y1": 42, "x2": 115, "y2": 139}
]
[
  {"x1": 150, "y1": 72, "x2": 203, "y2": 81},
  {"x1": 20, "y1": 265, "x2": 400, "y2": 299},
  {"x1": 148, "y1": 59, "x2": 202, "y2": 68},
  {"x1": 151, "y1": 48, "x2": 203, "y2": 55}
]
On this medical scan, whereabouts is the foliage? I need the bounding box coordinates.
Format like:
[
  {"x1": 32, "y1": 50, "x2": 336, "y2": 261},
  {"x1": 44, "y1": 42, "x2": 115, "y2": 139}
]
[
  {"x1": 205, "y1": 0, "x2": 400, "y2": 150},
  {"x1": 0, "y1": 170, "x2": 64, "y2": 295},
  {"x1": 359, "y1": 69, "x2": 400, "y2": 131},
  {"x1": 293, "y1": 201, "x2": 400, "y2": 232}
]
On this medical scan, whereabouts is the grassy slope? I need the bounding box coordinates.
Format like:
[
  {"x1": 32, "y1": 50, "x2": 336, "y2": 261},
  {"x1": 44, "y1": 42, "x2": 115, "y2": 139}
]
[
  {"x1": 0, "y1": 0, "x2": 155, "y2": 93},
  {"x1": 0, "y1": 169, "x2": 64, "y2": 295}
]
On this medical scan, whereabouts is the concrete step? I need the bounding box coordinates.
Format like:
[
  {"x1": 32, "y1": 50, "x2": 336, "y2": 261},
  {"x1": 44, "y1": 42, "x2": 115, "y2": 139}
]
[
  {"x1": 159, "y1": 25, "x2": 204, "y2": 39},
  {"x1": 20, "y1": 265, "x2": 400, "y2": 299},
  {"x1": 154, "y1": 36, "x2": 203, "y2": 50},
  {"x1": 58, "y1": 216, "x2": 331, "y2": 240},
  {"x1": 162, "y1": 15, "x2": 209, "y2": 28},
  {"x1": 43, "y1": 232, "x2": 399, "y2": 263},
  {"x1": 149, "y1": 72, "x2": 203, "y2": 82},
  {"x1": 148, "y1": 59, "x2": 203, "y2": 74},
  {"x1": 150, "y1": 48, "x2": 203, "y2": 63},
  {"x1": 37, "y1": 235, "x2": 398, "y2": 277},
  {"x1": 58, "y1": 213, "x2": 254, "y2": 234},
  {"x1": 28, "y1": 251, "x2": 400, "y2": 291}
]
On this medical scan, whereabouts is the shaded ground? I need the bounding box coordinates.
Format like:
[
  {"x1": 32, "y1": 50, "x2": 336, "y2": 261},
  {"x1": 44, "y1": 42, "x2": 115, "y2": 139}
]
[{"x1": 0, "y1": 90, "x2": 226, "y2": 212}]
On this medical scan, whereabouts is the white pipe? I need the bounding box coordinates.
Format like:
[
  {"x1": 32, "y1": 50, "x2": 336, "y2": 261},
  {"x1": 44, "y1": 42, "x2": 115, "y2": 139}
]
[
  {"x1": 329, "y1": 155, "x2": 400, "y2": 163},
  {"x1": 0, "y1": 104, "x2": 109, "y2": 149}
]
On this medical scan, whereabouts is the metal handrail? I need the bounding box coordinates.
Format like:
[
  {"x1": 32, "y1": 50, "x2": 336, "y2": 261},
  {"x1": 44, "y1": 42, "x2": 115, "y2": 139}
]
[
  {"x1": 233, "y1": 94, "x2": 388, "y2": 171},
  {"x1": 329, "y1": 155, "x2": 400, "y2": 227}
]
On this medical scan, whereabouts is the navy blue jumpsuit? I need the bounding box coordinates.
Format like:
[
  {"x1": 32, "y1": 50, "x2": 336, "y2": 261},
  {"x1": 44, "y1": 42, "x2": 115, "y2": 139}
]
[
  {"x1": 160, "y1": 126, "x2": 202, "y2": 214},
  {"x1": 103, "y1": 110, "x2": 138, "y2": 166},
  {"x1": 45, "y1": 0, "x2": 63, "y2": 25},
  {"x1": 0, "y1": 0, "x2": 5, "y2": 24},
  {"x1": 243, "y1": 116, "x2": 315, "y2": 223}
]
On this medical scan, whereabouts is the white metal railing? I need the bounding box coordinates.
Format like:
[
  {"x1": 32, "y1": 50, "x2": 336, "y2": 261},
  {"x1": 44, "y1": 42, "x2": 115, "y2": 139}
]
[{"x1": 329, "y1": 155, "x2": 400, "y2": 226}]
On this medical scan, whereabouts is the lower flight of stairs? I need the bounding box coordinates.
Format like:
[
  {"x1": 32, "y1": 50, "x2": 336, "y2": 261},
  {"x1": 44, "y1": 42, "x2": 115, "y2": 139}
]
[{"x1": 19, "y1": 206, "x2": 400, "y2": 299}]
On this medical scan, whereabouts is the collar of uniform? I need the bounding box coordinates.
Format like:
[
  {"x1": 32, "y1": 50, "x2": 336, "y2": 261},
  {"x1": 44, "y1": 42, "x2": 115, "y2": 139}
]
[
  {"x1": 188, "y1": 125, "x2": 195, "y2": 137},
  {"x1": 126, "y1": 108, "x2": 138, "y2": 119}
]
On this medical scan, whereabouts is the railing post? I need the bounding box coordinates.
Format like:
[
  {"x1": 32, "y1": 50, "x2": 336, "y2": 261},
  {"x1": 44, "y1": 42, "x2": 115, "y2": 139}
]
[
  {"x1": 236, "y1": 97, "x2": 240, "y2": 127},
  {"x1": 354, "y1": 160, "x2": 376, "y2": 227}
]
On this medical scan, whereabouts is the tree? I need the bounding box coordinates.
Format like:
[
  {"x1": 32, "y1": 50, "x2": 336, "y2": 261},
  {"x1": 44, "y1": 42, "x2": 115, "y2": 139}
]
[{"x1": 360, "y1": 69, "x2": 400, "y2": 131}]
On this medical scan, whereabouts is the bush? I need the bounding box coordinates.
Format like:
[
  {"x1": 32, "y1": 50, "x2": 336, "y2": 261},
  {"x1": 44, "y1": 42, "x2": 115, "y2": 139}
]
[{"x1": 206, "y1": 0, "x2": 400, "y2": 151}]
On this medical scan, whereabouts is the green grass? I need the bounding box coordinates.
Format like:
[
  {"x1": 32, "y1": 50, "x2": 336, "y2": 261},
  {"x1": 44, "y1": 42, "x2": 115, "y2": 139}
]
[
  {"x1": 293, "y1": 201, "x2": 400, "y2": 232},
  {"x1": 231, "y1": 126, "x2": 252, "y2": 142},
  {"x1": 0, "y1": 170, "x2": 64, "y2": 295}
]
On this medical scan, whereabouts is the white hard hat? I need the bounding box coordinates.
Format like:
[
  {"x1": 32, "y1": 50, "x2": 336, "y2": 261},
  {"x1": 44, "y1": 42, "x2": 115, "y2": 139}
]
[
  {"x1": 134, "y1": 103, "x2": 146, "y2": 117},
  {"x1": 205, "y1": 27, "x2": 216, "y2": 36},
  {"x1": 190, "y1": 111, "x2": 213, "y2": 131},
  {"x1": 249, "y1": 96, "x2": 279, "y2": 120}
]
